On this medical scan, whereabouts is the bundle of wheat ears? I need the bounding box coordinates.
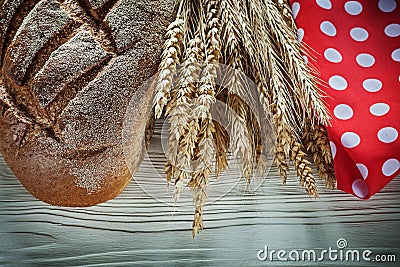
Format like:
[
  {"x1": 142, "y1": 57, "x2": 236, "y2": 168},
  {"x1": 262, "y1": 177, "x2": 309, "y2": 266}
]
[{"x1": 154, "y1": 0, "x2": 336, "y2": 237}]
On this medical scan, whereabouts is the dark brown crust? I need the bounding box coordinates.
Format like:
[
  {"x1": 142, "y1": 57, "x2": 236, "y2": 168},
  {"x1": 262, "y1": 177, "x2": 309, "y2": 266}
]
[
  {"x1": 0, "y1": 0, "x2": 41, "y2": 67},
  {"x1": 0, "y1": 78, "x2": 154, "y2": 206},
  {"x1": 0, "y1": 119, "x2": 131, "y2": 207},
  {"x1": 0, "y1": 0, "x2": 175, "y2": 207}
]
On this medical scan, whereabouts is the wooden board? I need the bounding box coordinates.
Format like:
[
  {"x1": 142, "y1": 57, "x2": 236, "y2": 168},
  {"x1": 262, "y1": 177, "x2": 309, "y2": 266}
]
[{"x1": 1, "y1": 121, "x2": 399, "y2": 266}]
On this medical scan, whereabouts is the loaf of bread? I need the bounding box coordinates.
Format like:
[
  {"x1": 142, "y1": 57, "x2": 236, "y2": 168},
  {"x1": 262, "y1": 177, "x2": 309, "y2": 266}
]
[{"x1": 0, "y1": 0, "x2": 175, "y2": 206}]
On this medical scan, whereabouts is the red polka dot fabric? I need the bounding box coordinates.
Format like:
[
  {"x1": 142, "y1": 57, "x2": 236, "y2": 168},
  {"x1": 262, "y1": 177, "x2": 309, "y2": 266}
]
[{"x1": 290, "y1": 0, "x2": 400, "y2": 199}]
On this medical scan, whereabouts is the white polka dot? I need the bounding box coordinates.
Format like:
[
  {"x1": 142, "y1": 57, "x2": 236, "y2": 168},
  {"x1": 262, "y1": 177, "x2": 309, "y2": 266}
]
[
  {"x1": 356, "y1": 164, "x2": 368, "y2": 179},
  {"x1": 324, "y1": 48, "x2": 342, "y2": 63},
  {"x1": 330, "y1": 141, "x2": 337, "y2": 158},
  {"x1": 378, "y1": 127, "x2": 398, "y2": 143},
  {"x1": 352, "y1": 179, "x2": 369, "y2": 198},
  {"x1": 356, "y1": 54, "x2": 375, "y2": 67},
  {"x1": 382, "y1": 158, "x2": 400, "y2": 176},
  {"x1": 341, "y1": 132, "x2": 361, "y2": 148},
  {"x1": 345, "y1": 1, "x2": 363, "y2": 15},
  {"x1": 303, "y1": 55, "x2": 308, "y2": 64},
  {"x1": 316, "y1": 0, "x2": 332, "y2": 9},
  {"x1": 385, "y1": 24, "x2": 400, "y2": 37},
  {"x1": 329, "y1": 75, "x2": 348, "y2": 90},
  {"x1": 378, "y1": 0, "x2": 397, "y2": 12},
  {"x1": 292, "y1": 2, "x2": 300, "y2": 19},
  {"x1": 350, "y1": 27, "x2": 369, "y2": 41},
  {"x1": 363, "y1": 78, "x2": 382, "y2": 92},
  {"x1": 370, "y1": 103, "x2": 390, "y2": 116},
  {"x1": 334, "y1": 104, "x2": 353, "y2": 120},
  {"x1": 320, "y1": 21, "x2": 337, "y2": 36},
  {"x1": 297, "y1": 28, "x2": 304, "y2": 42},
  {"x1": 391, "y1": 48, "x2": 400, "y2": 62}
]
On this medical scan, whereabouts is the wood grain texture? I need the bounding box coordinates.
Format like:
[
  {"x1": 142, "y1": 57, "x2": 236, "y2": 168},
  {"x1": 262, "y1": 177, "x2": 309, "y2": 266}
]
[{"x1": 1, "y1": 121, "x2": 399, "y2": 266}]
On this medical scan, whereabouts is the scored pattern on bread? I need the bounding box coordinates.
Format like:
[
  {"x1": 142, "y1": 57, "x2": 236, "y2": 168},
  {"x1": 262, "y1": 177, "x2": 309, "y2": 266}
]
[
  {"x1": 78, "y1": 0, "x2": 117, "y2": 21},
  {"x1": 0, "y1": 83, "x2": 31, "y2": 125},
  {"x1": 56, "y1": 44, "x2": 156, "y2": 150},
  {"x1": 4, "y1": 0, "x2": 76, "y2": 84},
  {"x1": 44, "y1": 53, "x2": 114, "y2": 128},
  {"x1": 0, "y1": 0, "x2": 41, "y2": 65},
  {"x1": 85, "y1": 0, "x2": 109, "y2": 10},
  {"x1": 31, "y1": 30, "x2": 111, "y2": 109},
  {"x1": 1, "y1": 0, "x2": 81, "y2": 128},
  {"x1": 104, "y1": 0, "x2": 174, "y2": 53},
  {"x1": 0, "y1": 0, "x2": 176, "y2": 205}
]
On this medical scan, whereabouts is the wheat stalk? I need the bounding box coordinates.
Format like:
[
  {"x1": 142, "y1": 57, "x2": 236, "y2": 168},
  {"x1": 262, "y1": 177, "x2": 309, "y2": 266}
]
[
  {"x1": 276, "y1": 0, "x2": 297, "y2": 34},
  {"x1": 189, "y1": 0, "x2": 220, "y2": 179},
  {"x1": 272, "y1": 105, "x2": 290, "y2": 184},
  {"x1": 191, "y1": 187, "x2": 207, "y2": 237},
  {"x1": 165, "y1": 36, "x2": 204, "y2": 200},
  {"x1": 246, "y1": 108, "x2": 266, "y2": 174},
  {"x1": 154, "y1": 14, "x2": 185, "y2": 118},
  {"x1": 264, "y1": 0, "x2": 330, "y2": 127},
  {"x1": 246, "y1": 0, "x2": 303, "y2": 138},
  {"x1": 220, "y1": 0, "x2": 257, "y2": 182},
  {"x1": 213, "y1": 120, "x2": 229, "y2": 175},
  {"x1": 303, "y1": 122, "x2": 336, "y2": 189},
  {"x1": 154, "y1": 0, "x2": 335, "y2": 237},
  {"x1": 227, "y1": 94, "x2": 254, "y2": 182},
  {"x1": 290, "y1": 141, "x2": 318, "y2": 197},
  {"x1": 185, "y1": 0, "x2": 222, "y2": 237}
]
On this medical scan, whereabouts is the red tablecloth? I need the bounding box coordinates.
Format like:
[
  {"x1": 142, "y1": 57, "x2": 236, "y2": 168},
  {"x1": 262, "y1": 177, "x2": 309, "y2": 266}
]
[{"x1": 290, "y1": 0, "x2": 399, "y2": 198}]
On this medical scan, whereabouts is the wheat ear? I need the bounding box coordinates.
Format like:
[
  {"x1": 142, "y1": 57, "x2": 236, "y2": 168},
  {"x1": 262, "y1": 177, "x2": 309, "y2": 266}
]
[
  {"x1": 155, "y1": 0, "x2": 335, "y2": 237},
  {"x1": 276, "y1": 0, "x2": 297, "y2": 34},
  {"x1": 214, "y1": 120, "x2": 229, "y2": 176},
  {"x1": 154, "y1": 16, "x2": 185, "y2": 118},
  {"x1": 290, "y1": 141, "x2": 318, "y2": 197},
  {"x1": 191, "y1": 187, "x2": 207, "y2": 238},
  {"x1": 165, "y1": 36, "x2": 204, "y2": 200},
  {"x1": 303, "y1": 122, "x2": 336, "y2": 189},
  {"x1": 264, "y1": 0, "x2": 330, "y2": 127},
  {"x1": 188, "y1": 0, "x2": 221, "y2": 237},
  {"x1": 247, "y1": 0, "x2": 303, "y2": 138},
  {"x1": 272, "y1": 105, "x2": 290, "y2": 184},
  {"x1": 220, "y1": 0, "x2": 257, "y2": 182}
]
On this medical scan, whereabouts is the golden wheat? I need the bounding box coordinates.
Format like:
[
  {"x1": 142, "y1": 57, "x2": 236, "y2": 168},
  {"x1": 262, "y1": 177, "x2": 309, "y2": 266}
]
[
  {"x1": 153, "y1": 0, "x2": 334, "y2": 237},
  {"x1": 154, "y1": 16, "x2": 185, "y2": 119},
  {"x1": 303, "y1": 122, "x2": 336, "y2": 189}
]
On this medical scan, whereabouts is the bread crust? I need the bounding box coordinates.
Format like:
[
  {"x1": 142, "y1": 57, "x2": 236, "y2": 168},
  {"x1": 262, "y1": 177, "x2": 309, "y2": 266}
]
[{"x1": 0, "y1": 0, "x2": 175, "y2": 206}]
